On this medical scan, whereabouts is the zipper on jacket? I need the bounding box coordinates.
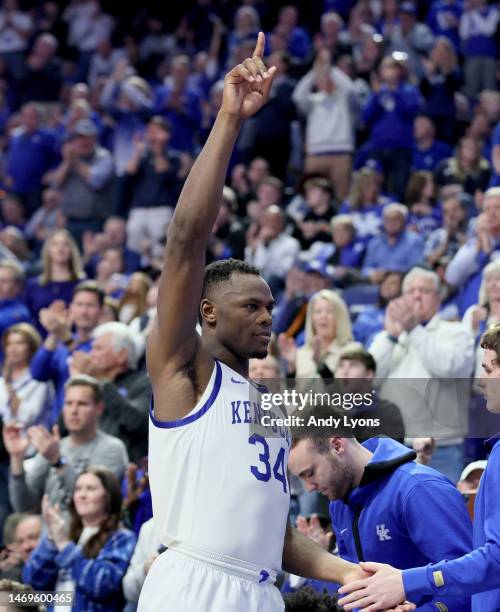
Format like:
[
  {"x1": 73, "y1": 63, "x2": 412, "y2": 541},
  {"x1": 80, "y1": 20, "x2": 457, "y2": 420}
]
[{"x1": 353, "y1": 506, "x2": 364, "y2": 562}]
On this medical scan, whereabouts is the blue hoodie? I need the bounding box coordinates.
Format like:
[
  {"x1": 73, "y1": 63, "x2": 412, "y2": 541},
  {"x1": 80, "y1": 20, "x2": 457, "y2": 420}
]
[
  {"x1": 331, "y1": 438, "x2": 472, "y2": 611},
  {"x1": 403, "y1": 435, "x2": 500, "y2": 611}
]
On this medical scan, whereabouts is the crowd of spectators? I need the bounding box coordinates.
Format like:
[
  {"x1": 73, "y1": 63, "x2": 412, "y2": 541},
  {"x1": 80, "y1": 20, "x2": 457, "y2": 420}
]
[{"x1": 0, "y1": 0, "x2": 498, "y2": 608}]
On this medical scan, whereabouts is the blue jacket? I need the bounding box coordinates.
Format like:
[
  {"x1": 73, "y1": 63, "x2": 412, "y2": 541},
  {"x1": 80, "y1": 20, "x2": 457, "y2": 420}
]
[
  {"x1": 23, "y1": 530, "x2": 136, "y2": 612},
  {"x1": 30, "y1": 339, "x2": 92, "y2": 423},
  {"x1": 331, "y1": 438, "x2": 472, "y2": 611},
  {"x1": 363, "y1": 84, "x2": 421, "y2": 150},
  {"x1": 404, "y1": 435, "x2": 500, "y2": 611}
]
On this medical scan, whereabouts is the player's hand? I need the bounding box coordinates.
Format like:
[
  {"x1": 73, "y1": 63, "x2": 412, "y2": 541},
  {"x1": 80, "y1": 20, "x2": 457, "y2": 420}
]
[
  {"x1": 338, "y1": 561, "x2": 405, "y2": 611},
  {"x1": 221, "y1": 32, "x2": 276, "y2": 120}
]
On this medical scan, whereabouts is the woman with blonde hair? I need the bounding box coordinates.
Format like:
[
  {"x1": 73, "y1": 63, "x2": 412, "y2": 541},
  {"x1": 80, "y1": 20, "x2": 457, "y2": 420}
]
[
  {"x1": 0, "y1": 323, "x2": 52, "y2": 432},
  {"x1": 279, "y1": 289, "x2": 360, "y2": 378},
  {"x1": 340, "y1": 168, "x2": 387, "y2": 239},
  {"x1": 118, "y1": 272, "x2": 153, "y2": 325},
  {"x1": 25, "y1": 230, "x2": 85, "y2": 325}
]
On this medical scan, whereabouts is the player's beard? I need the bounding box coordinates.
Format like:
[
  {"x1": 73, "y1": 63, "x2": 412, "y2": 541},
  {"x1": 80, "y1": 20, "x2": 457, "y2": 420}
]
[{"x1": 325, "y1": 454, "x2": 354, "y2": 501}]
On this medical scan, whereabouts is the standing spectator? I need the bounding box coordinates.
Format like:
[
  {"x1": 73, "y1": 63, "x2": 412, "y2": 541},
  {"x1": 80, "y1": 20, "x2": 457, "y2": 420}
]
[
  {"x1": 362, "y1": 55, "x2": 421, "y2": 198},
  {"x1": 25, "y1": 230, "x2": 85, "y2": 327},
  {"x1": 0, "y1": 261, "x2": 31, "y2": 352},
  {"x1": 245, "y1": 206, "x2": 300, "y2": 294},
  {"x1": 369, "y1": 267, "x2": 474, "y2": 482},
  {"x1": 154, "y1": 55, "x2": 203, "y2": 154},
  {"x1": 5, "y1": 375, "x2": 128, "y2": 513},
  {"x1": 272, "y1": 6, "x2": 311, "y2": 61},
  {"x1": 293, "y1": 48, "x2": 358, "y2": 202},
  {"x1": 84, "y1": 217, "x2": 140, "y2": 278},
  {"x1": 16, "y1": 33, "x2": 62, "y2": 104},
  {"x1": 293, "y1": 178, "x2": 336, "y2": 250},
  {"x1": 245, "y1": 50, "x2": 296, "y2": 180},
  {"x1": 124, "y1": 116, "x2": 183, "y2": 257},
  {"x1": 412, "y1": 115, "x2": 453, "y2": 172},
  {"x1": 24, "y1": 189, "x2": 64, "y2": 250},
  {"x1": 87, "y1": 38, "x2": 126, "y2": 89},
  {"x1": 4, "y1": 103, "x2": 59, "y2": 216},
  {"x1": 427, "y1": 0, "x2": 462, "y2": 51},
  {"x1": 0, "y1": 323, "x2": 52, "y2": 433},
  {"x1": 362, "y1": 203, "x2": 424, "y2": 282},
  {"x1": 278, "y1": 289, "x2": 359, "y2": 378},
  {"x1": 227, "y1": 6, "x2": 260, "y2": 66},
  {"x1": 207, "y1": 187, "x2": 246, "y2": 264},
  {"x1": 424, "y1": 194, "x2": 469, "y2": 266},
  {"x1": 69, "y1": 322, "x2": 150, "y2": 462},
  {"x1": 23, "y1": 467, "x2": 135, "y2": 612},
  {"x1": 405, "y1": 171, "x2": 440, "y2": 239},
  {"x1": 31, "y1": 281, "x2": 103, "y2": 420},
  {"x1": 50, "y1": 119, "x2": 114, "y2": 245},
  {"x1": 0, "y1": 0, "x2": 32, "y2": 80},
  {"x1": 459, "y1": 0, "x2": 498, "y2": 99},
  {"x1": 420, "y1": 38, "x2": 461, "y2": 143}
]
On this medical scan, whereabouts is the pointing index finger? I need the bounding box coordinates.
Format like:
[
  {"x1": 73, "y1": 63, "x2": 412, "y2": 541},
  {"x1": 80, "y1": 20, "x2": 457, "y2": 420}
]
[{"x1": 253, "y1": 31, "x2": 265, "y2": 59}]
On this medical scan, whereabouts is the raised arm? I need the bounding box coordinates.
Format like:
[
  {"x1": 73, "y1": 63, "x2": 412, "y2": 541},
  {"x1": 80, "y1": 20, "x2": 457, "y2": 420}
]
[{"x1": 147, "y1": 33, "x2": 275, "y2": 419}]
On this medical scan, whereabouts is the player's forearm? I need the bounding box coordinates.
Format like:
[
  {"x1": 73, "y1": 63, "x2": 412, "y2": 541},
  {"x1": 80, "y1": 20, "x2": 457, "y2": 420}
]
[
  {"x1": 167, "y1": 111, "x2": 242, "y2": 246},
  {"x1": 282, "y1": 524, "x2": 356, "y2": 585}
]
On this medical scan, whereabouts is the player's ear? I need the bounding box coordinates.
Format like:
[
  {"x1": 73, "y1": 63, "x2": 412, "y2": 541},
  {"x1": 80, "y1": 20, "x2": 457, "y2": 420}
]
[{"x1": 200, "y1": 299, "x2": 217, "y2": 326}]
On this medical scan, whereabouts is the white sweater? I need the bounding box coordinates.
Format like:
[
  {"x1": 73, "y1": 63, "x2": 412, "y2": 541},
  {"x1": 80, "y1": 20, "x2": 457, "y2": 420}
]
[{"x1": 292, "y1": 67, "x2": 357, "y2": 155}]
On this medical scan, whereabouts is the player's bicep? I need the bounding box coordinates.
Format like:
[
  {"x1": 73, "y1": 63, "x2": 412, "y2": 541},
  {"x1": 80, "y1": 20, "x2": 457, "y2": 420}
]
[{"x1": 153, "y1": 237, "x2": 206, "y2": 368}]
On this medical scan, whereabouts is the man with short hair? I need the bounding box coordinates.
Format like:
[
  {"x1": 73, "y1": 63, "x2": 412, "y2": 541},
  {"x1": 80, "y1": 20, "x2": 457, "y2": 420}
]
[
  {"x1": 4, "y1": 375, "x2": 128, "y2": 513},
  {"x1": 69, "y1": 321, "x2": 151, "y2": 461},
  {"x1": 369, "y1": 267, "x2": 474, "y2": 482},
  {"x1": 338, "y1": 321, "x2": 500, "y2": 611},
  {"x1": 30, "y1": 281, "x2": 103, "y2": 420},
  {"x1": 0, "y1": 514, "x2": 41, "y2": 581},
  {"x1": 288, "y1": 435, "x2": 472, "y2": 612}
]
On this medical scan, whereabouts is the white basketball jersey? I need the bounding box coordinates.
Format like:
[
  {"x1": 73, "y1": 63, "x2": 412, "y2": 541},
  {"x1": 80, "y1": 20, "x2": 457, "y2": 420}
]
[{"x1": 148, "y1": 359, "x2": 290, "y2": 573}]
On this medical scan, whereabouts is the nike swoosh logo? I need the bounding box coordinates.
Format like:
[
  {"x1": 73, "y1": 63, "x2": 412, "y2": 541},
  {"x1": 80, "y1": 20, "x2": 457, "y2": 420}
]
[{"x1": 231, "y1": 377, "x2": 245, "y2": 384}]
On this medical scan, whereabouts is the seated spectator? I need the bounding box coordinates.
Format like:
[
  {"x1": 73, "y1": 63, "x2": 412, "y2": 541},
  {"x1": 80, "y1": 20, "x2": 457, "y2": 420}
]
[
  {"x1": 339, "y1": 166, "x2": 390, "y2": 239},
  {"x1": 23, "y1": 467, "x2": 135, "y2": 612},
  {"x1": 94, "y1": 247, "x2": 128, "y2": 297},
  {"x1": 246, "y1": 176, "x2": 285, "y2": 224},
  {"x1": 207, "y1": 187, "x2": 246, "y2": 264},
  {"x1": 68, "y1": 322, "x2": 150, "y2": 461},
  {"x1": 118, "y1": 273, "x2": 153, "y2": 325},
  {"x1": 459, "y1": 0, "x2": 498, "y2": 99},
  {"x1": 31, "y1": 281, "x2": 103, "y2": 420},
  {"x1": 445, "y1": 188, "x2": 500, "y2": 314},
  {"x1": 99, "y1": 297, "x2": 120, "y2": 325},
  {"x1": 462, "y1": 260, "x2": 500, "y2": 377},
  {"x1": 124, "y1": 116, "x2": 184, "y2": 259},
  {"x1": 0, "y1": 514, "x2": 41, "y2": 582},
  {"x1": 436, "y1": 136, "x2": 491, "y2": 195},
  {"x1": 4, "y1": 375, "x2": 128, "y2": 513},
  {"x1": 0, "y1": 195, "x2": 26, "y2": 233},
  {"x1": 4, "y1": 102, "x2": 58, "y2": 216},
  {"x1": 0, "y1": 262, "x2": 31, "y2": 359},
  {"x1": 25, "y1": 229, "x2": 85, "y2": 328},
  {"x1": 278, "y1": 289, "x2": 359, "y2": 378},
  {"x1": 424, "y1": 193, "x2": 469, "y2": 266},
  {"x1": 245, "y1": 206, "x2": 300, "y2": 295},
  {"x1": 352, "y1": 271, "x2": 403, "y2": 346},
  {"x1": 293, "y1": 48, "x2": 357, "y2": 202},
  {"x1": 362, "y1": 203, "x2": 424, "y2": 283},
  {"x1": 334, "y1": 348, "x2": 405, "y2": 442},
  {"x1": 50, "y1": 119, "x2": 115, "y2": 245},
  {"x1": 405, "y1": 170, "x2": 440, "y2": 239},
  {"x1": 24, "y1": 188, "x2": 64, "y2": 249},
  {"x1": 0, "y1": 323, "x2": 52, "y2": 434},
  {"x1": 0, "y1": 228, "x2": 32, "y2": 273},
  {"x1": 272, "y1": 5, "x2": 311, "y2": 60},
  {"x1": 362, "y1": 55, "x2": 421, "y2": 199},
  {"x1": 123, "y1": 518, "x2": 162, "y2": 607},
  {"x1": 412, "y1": 115, "x2": 453, "y2": 172},
  {"x1": 292, "y1": 178, "x2": 336, "y2": 249}
]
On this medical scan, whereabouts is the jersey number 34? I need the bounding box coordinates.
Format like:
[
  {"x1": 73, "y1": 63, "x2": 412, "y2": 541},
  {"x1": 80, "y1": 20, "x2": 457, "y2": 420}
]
[{"x1": 249, "y1": 434, "x2": 288, "y2": 494}]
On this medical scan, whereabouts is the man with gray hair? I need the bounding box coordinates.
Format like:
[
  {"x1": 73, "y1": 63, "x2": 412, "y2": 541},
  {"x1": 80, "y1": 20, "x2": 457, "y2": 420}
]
[
  {"x1": 69, "y1": 322, "x2": 151, "y2": 461},
  {"x1": 369, "y1": 266, "x2": 474, "y2": 482},
  {"x1": 362, "y1": 203, "x2": 424, "y2": 284},
  {"x1": 446, "y1": 187, "x2": 500, "y2": 315}
]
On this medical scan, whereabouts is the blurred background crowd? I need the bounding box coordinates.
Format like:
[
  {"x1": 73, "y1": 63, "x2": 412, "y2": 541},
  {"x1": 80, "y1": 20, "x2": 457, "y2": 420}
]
[{"x1": 0, "y1": 0, "x2": 498, "y2": 609}]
